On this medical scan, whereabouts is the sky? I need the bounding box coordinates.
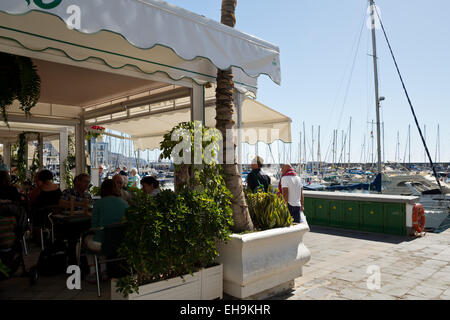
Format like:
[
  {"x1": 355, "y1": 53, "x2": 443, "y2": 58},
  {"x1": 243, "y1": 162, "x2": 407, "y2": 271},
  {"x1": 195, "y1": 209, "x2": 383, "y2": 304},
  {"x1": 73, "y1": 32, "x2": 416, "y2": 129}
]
[{"x1": 163, "y1": 0, "x2": 449, "y2": 164}]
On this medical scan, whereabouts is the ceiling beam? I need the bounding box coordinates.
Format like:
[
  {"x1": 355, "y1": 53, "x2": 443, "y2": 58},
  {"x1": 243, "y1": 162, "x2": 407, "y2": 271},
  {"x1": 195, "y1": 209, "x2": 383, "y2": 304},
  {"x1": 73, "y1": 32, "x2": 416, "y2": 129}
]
[{"x1": 84, "y1": 87, "x2": 191, "y2": 120}]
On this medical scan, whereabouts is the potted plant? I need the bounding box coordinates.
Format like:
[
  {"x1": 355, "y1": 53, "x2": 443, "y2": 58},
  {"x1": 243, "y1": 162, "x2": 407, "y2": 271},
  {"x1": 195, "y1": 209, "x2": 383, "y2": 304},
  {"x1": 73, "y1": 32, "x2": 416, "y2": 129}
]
[
  {"x1": 111, "y1": 122, "x2": 233, "y2": 300},
  {"x1": 215, "y1": 187, "x2": 311, "y2": 299}
]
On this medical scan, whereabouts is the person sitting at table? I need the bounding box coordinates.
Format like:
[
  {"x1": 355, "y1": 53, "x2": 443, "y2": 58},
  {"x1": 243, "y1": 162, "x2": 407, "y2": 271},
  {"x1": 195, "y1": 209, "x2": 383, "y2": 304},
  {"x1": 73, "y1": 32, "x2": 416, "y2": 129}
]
[
  {"x1": 0, "y1": 170, "x2": 22, "y2": 203},
  {"x1": 119, "y1": 170, "x2": 129, "y2": 189},
  {"x1": 32, "y1": 169, "x2": 62, "y2": 207},
  {"x1": 141, "y1": 176, "x2": 160, "y2": 197},
  {"x1": 83, "y1": 179, "x2": 129, "y2": 283},
  {"x1": 59, "y1": 173, "x2": 93, "y2": 214},
  {"x1": 128, "y1": 168, "x2": 140, "y2": 189},
  {"x1": 57, "y1": 173, "x2": 93, "y2": 265},
  {"x1": 31, "y1": 170, "x2": 62, "y2": 242},
  {"x1": 112, "y1": 174, "x2": 131, "y2": 203}
]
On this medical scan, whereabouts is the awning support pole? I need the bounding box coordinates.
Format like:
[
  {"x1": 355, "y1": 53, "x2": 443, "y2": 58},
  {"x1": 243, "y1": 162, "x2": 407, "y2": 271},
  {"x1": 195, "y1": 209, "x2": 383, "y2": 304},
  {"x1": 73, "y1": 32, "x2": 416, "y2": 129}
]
[
  {"x1": 233, "y1": 89, "x2": 243, "y2": 173},
  {"x1": 190, "y1": 83, "x2": 205, "y2": 126},
  {"x1": 59, "y1": 127, "x2": 68, "y2": 190},
  {"x1": 75, "y1": 118, "x2": 85, "y2": 176},
  {"x1": 3, "y1": 142, "x2": 11, "y2": 171}
]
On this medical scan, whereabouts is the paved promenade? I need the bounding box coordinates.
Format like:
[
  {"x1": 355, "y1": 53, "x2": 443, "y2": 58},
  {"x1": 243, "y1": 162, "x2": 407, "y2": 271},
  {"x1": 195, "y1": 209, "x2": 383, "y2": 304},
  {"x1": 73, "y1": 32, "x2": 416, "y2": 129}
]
[
  {"x1": 1, "y1": 226, "x2": 449, "y2": 300},
  {"x1": 272, "y1": 226, "x2": 450, "y2": 300}
]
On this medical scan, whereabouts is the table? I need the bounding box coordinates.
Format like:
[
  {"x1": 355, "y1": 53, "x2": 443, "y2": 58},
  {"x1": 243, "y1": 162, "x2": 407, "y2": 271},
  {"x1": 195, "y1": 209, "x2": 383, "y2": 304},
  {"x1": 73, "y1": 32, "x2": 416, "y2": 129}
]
[{"x1": 50, "y1": 212, "x2": 92, "y2": 265}]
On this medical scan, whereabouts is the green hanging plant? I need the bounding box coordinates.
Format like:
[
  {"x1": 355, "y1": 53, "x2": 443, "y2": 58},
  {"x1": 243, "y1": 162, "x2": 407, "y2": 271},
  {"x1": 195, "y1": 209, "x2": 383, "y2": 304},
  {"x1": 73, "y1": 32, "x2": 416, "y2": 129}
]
[
  {"x1": 62, "y1": 134, "x2": 76, "y2": 189},
  {"x1": 0, "y1": 53, "x2": 41, "y2": 125},
  {"x1": 14, "y1": 132, "x2": 41, "y2": 187},
  {"x1": 16, "y1": 132, "x2": 28, "y2": 185},
  {"x1": 29, "y1": 133, "x2": 42, "y2": 181}
]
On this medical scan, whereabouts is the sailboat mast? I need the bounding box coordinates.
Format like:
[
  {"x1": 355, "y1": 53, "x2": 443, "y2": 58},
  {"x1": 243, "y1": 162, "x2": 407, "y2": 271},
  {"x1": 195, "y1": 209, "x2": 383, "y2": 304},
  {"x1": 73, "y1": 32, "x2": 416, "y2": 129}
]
[
  {"x1": 408, "y1": 124, "x2": 411, "y2": 165},
  {"x1": 370, "y1": 0, "x2": 382, "y2": 175},
  {"x1": 299, "y1": 131, "x2": 303, "y2": 173},
  {"x1": 348, "y1": 117, "x2": 352, "y2": 168},
  {"x1": 303, "y1": 122, "x2": 306, "y2": 167},
  {"x1": 311, "y1": 126, "x2": 315, "y2": 171},
  {"x1": 382, "y1": 121, "x2": 385, "y2": 164}
]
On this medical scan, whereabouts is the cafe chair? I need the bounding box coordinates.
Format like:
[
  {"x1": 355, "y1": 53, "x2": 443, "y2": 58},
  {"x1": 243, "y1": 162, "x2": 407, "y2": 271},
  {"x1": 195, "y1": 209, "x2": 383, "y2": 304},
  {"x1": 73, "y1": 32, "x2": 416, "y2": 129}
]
[
  {"x1": 34, "y1": 205, "x2": 59, "y2": 251},
  {"x1": 82, "y1": 223, "x2": 127, "y2": 297},
  {"x1": 0, "y1": 200, "x2": 30, "y2": 277}
]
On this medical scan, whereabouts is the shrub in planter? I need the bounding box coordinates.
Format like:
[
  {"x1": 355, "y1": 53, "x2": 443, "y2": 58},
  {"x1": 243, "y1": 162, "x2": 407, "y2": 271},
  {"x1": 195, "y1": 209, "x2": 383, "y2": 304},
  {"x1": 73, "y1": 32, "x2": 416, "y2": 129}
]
[
  {"x1": 245, "y1": 187, "x2": 293, "y2": 230},
  {"x1": 114, "y1": 121, "x2": 234, "y2": 298},
  {"x1": 115, "y1": 185, "x2": 233, "y2": 298}
]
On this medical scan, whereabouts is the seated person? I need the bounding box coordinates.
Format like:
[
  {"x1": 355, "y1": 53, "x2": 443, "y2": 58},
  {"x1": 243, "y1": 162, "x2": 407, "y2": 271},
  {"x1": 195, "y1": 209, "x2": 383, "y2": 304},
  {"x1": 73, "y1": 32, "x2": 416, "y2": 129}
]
[
  {"x1": 0, "y1": 171, "x2": 21, "y2": 203},
  {"x1": 83, "y1": 179, "x2": 129, "y2": 283},
  {"x1": 119, "y1": 170, "x2": 129, "y2": 189},
  {"x1": 112, "y1": 174, "x2": 131, "y2": 203},
  {"x1": 59, "y1": 173, "x2": 93, "y2": 213},
  {"x1": 32, "y1": 169, "x2": 62, "y2": 218},
  {"x1": 128, "y1": 168, "x2": 140, "y2": 189},
  {"x1": 141, "y1": 176, "x2": 160, "y2": 197},
  {"x1": 0, "y1": 155, "x2": 8, "y2": 172},
  {"x1": 30, "y1": 170, "x2": 62, "y2": 244}
]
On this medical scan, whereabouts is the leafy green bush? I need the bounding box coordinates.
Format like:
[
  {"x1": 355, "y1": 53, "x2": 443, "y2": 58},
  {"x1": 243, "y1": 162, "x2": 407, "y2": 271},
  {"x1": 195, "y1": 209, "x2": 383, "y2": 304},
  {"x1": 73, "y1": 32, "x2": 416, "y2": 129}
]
[
  {"x1": 115, "y1": 186, "x2": 233, "y2": 297},
  {"x1": 245, "y1": 187, "x2": 293, "y2": 230}
]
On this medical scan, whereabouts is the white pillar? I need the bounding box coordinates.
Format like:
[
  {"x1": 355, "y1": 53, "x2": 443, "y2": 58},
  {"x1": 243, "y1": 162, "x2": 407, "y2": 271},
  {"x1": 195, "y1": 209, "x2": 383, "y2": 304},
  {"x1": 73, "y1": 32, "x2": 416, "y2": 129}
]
[
  {"x1": 190, "y1": 83, "x2": 205, "y2": 125},
  {"x1": 233, "y1": 89, "x2": 244, "y2": 173},
  {"x1": 3, "y1": 142, "x2": 11, "y2": 171},
  {"x1": 75, "y1": 121, "x2": 85, "y2": 175},
  {"x1": 59, "y1": 128, "x2": 68, "y2": 190}
]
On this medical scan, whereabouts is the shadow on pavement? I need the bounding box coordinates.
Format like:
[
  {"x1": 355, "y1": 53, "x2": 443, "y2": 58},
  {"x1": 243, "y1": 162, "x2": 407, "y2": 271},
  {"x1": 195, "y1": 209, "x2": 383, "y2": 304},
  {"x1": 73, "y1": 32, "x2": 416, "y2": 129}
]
[{"x1": 308, "y1": 225, "x2": 418, "y2": 244}]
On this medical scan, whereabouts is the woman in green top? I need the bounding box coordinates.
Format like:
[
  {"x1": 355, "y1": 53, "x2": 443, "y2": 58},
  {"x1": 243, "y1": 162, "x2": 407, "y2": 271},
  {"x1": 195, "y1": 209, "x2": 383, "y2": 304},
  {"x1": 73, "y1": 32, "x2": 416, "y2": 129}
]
[{"x1": 83, "y1": 179, "x2": 128, "y2": 283}]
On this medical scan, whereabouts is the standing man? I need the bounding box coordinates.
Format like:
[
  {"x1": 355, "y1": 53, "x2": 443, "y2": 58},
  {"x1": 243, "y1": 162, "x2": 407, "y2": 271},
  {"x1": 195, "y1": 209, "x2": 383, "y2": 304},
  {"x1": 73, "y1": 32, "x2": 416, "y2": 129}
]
[
  {"x1": 279, "y1": 164, "x2": 303, "y2": 223},
  {"x1": 246, "y1": 156, "x2": 270, "y2": 193}
]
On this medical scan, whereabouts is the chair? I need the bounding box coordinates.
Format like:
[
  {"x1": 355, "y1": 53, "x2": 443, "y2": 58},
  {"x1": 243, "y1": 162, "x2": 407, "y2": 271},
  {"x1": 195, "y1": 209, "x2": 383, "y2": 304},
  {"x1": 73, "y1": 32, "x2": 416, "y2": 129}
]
[
  {"x1": 82, "y1": 223, "x2": 127, "y2": 297},
  {"x1": 33, "y1": 205, "x2": 59, "y2": 251},
  {"x1": 0, "y1": 199, "x2": 29, "y2": 276},
  {"x1": 0, "y1": 199, "x2": 29, "y2": 257}
]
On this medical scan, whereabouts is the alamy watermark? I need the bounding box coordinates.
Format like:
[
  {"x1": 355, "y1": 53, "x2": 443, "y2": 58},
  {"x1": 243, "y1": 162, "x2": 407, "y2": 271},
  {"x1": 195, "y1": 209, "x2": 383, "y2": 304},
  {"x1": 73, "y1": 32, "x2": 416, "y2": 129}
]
[
  {"x1": 26, "y1": 0, "x2": 82, "y2": 30},
  {"x1": 366, "y1": 4, "x2": 382, "y2": 30},
  {"x1": 66, "y1": 265, "x2": 81, "y2": 290},
  {"x1": 169, "y1": 122, "x2": 281, "y2": 165},
  {"x1": 366, "y1": 265, "x2": 381, "y2": 290}
]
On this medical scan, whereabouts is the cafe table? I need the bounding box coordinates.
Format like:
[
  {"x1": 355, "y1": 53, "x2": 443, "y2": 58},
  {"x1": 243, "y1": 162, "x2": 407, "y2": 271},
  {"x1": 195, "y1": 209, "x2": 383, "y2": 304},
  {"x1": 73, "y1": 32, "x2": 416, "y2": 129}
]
[{"x1": 49, "y1": 210, "x2": 92, "y2": 265}]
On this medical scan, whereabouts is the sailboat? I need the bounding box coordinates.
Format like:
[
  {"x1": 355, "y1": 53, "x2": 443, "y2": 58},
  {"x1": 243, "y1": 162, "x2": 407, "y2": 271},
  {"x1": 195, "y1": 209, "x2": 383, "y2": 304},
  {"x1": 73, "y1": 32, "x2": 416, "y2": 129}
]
[{"x1": 366, "y1": 1, "x2": 449, "y2": 231}]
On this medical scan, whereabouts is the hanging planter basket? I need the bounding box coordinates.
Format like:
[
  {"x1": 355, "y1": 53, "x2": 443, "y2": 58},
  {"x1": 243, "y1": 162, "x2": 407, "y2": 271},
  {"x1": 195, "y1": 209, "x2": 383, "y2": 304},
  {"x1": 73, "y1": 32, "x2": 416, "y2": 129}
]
[
  {"x1": 85, "y1": 125, "x2": 106, "y2": 141},
  {"x1": 0, "y1": 53, "x2": 41, "y2": 125}
]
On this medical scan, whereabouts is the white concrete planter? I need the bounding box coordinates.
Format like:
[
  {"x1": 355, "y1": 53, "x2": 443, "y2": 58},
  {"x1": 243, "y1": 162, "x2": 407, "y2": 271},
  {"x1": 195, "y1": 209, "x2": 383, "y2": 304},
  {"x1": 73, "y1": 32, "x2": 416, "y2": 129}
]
[
  {"x1": 216, "y1": 218, "x2": 311, "y2": 299},
  {"x1": 111, "y1": 264, "x2": 223, "y2": 300}
]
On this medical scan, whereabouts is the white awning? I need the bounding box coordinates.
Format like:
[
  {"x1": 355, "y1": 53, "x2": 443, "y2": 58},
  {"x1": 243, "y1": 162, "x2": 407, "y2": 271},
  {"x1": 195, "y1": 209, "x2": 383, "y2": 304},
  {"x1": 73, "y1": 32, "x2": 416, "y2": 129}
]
[
  {"x1": 0, "y1": 0, "x2": 280, "y2": 94},
  {"x1": 102, "y1": 97, "x2": 292, "y2": 151}
]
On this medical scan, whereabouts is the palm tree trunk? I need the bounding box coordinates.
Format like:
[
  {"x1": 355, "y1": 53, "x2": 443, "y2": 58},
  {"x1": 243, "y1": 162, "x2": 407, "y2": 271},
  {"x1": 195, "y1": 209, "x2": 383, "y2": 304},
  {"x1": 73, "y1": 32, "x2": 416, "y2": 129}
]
[{"x1": 216, "y1": 0, "x2": 254, "y2": 232}]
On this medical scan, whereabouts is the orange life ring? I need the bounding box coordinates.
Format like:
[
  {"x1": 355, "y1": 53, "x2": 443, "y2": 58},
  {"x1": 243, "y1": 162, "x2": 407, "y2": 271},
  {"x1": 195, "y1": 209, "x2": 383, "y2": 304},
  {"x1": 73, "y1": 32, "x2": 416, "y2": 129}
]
[{"x1": 412, "y1": 203, "x2": 426, "y2": 233}]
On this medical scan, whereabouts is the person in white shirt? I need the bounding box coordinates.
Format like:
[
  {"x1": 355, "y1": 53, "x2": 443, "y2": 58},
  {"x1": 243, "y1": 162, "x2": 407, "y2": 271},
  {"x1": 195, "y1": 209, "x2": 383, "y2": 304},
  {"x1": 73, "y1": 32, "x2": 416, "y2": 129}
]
[{"x1": 280, "y1": 164, "x2": 303, "y2": 223}]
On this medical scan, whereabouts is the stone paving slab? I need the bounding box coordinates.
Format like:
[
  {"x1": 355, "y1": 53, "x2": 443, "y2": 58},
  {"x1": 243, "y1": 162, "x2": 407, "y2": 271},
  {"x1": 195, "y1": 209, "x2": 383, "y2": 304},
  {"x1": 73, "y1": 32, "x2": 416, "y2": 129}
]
[{"x1": 272, "y1": 226, "x2": 450, "y2": 300}]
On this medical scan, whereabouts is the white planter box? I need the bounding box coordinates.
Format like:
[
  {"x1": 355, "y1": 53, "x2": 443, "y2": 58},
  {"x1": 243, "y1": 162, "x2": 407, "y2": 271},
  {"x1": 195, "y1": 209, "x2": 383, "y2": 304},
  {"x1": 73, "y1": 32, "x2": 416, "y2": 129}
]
[
  {"x1": 216, "y1": 218, "x2": 311, "y2": 299},
  {"x1": 111, "y1": 264, "x2": 223, "y2": 300}
]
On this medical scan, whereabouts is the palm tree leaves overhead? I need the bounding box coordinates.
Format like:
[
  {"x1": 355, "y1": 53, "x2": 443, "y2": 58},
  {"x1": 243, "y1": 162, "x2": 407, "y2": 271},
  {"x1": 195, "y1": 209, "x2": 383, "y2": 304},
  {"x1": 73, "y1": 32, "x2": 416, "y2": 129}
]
[{"x1": 0, "y1": 53, "x2": 41, "y2": 124}]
